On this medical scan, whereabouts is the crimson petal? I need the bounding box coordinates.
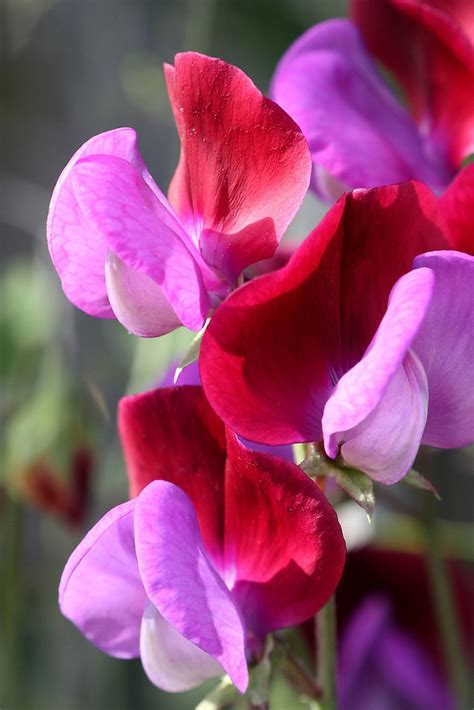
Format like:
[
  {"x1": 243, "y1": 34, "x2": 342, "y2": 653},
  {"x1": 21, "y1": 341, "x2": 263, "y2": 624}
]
[
  {"x1": 224, "y1": 433, "x2": 346, "y2": 638},
  {"x1": 164, "y1": 52, "x2": 311, "y2": 282},
  {"x1": 118, "y1": 386, "x2": 226, "y2": 565}
]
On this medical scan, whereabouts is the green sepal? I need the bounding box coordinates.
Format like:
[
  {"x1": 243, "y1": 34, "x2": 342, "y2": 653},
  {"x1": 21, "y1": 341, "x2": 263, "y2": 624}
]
[
  {"x1": 403, "y1": 468, "x2": 441, "y2": 500},
  {"x1": 196, "y1": 636, "x2": 274, "y2": 710},
  {"x1": 196, "y1": 676, "x2": 239, "y2": 710},
  {"x1": 300, "y1": 444, "x2": 375, "y2": 520},
  {"x1": 173, "y1": 318, "x2": 210, "y2": 383}
]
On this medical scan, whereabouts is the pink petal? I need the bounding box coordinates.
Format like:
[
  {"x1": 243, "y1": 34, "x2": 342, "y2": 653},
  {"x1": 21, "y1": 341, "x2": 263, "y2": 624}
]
[
  {"x1": 323, "y1": 268, "x2": 433, "y2": 483},
  {"x1": 413, "y1": 251, "x2": 474, "y2": 448},
  {"x1": 47, "y1": 128, "x2": 158, "y2": 318},
  {"x1": 105, "y1": 253, "x2": 181, "y2": 337},
  {"x1": 271, "y1": 19, "x2": 451, "y2": 197},
  {"x1": 164, "y1": 52, "x2": 311, "y2": 280},
  {"x1": 224, "y1": 434, "x2": 346, "y2": 637},
  {"x1": 59, "y1": 500, "x2": 146, "y2": 658},
  {"x1": 72, "y1": 155, "x2": 208, "y2": 332},
  {"x1": 351, "y1": 0, "x2": 474, "y2": 167},
  {"x1": 134, "y1": 481, "x2": 248, "y2": 692},
  {"x1": 118, "y1": 386, "x2": 226, "y2": 565},
  {"x1": 329, "y1": 352, "x2": 429, "y2": 484},
  {"x1": 140, "y1": 602, "x2": 224, "y2": 692}
]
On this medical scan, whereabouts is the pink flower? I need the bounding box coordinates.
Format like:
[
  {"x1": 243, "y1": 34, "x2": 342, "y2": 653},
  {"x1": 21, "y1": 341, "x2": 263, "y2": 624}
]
[
  {"x1": 59, "y1": 386, "x2": 345, "y2": 692},
  {"x1": 200, "y1": 181, "x2": 474, "y2": 483},
  {"x1": 47, "y1": 53, "x2": 311, "y2": 337},
  {"x1": 271, "y1": 0, "x2": 474, "y2": 200}
]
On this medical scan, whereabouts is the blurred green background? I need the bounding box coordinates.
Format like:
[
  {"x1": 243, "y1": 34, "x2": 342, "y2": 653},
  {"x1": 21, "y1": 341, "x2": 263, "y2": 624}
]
[{"x1": 1, "y1": 1, "x2": 473, "y2": 709}]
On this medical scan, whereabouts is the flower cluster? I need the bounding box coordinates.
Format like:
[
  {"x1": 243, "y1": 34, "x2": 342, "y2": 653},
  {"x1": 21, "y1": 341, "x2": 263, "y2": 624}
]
[{"x1": 50, "y1": 0, "x2": 474, "y2": 704}]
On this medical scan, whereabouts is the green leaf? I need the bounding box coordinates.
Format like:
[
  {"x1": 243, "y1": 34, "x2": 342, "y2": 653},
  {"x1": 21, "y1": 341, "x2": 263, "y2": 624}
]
[{"x1": 403, "y1": 468, "x2": 441, "y2": 500}]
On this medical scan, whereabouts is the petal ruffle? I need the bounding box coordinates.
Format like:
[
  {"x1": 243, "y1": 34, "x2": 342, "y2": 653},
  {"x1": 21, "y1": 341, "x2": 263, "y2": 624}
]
[
  {"x1": 164, "y1": 52, "x2": 311, "y2": 280},
  {"x1": 224, "y1": 434, "x2": 346, "y2": 638},
  {"x1": 413, "y1": 251, "x2": 474, "y2": 448},
  {"x1": 72, "y1": 155, "x2": 208, "y2": 332},
  {"x1": 59, "y1": 500, "x2": 146, "y2": 658},
  {"x1": 47, "y1": 128, "x2": 160, "y2": 318},
  {"x1": 352, "y1": 0, "x2": 474, "y2": 167},
  {"x1": 140, "y1": 602, "x2": 224, "y2": 692},
  {"x1": 270, "y1": 19, "x2": 450, "y2": 197},
  {"x1": 134, "y1": 481, "x2": 248, "y2": 692},
  {"x1": 118, "y1": 386, "x2": 226, "y2": 564}
]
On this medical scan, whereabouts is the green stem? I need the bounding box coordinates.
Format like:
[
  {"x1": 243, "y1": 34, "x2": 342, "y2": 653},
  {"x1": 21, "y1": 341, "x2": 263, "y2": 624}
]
[
  {"x1": 424, "y1": 518, "x2": 472, "y2": 709},
  {"x1": 316, "y1": 596, "x2": 337, "y2": 710}
]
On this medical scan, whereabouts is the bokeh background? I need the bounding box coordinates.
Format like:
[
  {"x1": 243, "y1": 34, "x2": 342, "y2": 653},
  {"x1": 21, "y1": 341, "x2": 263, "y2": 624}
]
[{"x1": 1, "y1": 1, "x2": 472, "y2": 708}]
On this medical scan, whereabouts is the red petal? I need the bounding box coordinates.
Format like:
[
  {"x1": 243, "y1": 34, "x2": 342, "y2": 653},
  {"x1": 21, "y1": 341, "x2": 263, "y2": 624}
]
[
  {"x1": 351, "y1": 0, "x2": 474, "y2": 166},
  {"x1": 164, "y1": 52, "x2": 311, "y2": 280},
  {"x1": 118, "y1": 386, "x2": 226, "y2": 563},
  {"x1": 439, "y1": 164, "x2": 474, "y2": 255},
  {"x1": 200, "y1": 182, "x2": 448, "y2": 445},
  {"x1": 223, "y1": 433, "x2": 346, "y2": 638}
]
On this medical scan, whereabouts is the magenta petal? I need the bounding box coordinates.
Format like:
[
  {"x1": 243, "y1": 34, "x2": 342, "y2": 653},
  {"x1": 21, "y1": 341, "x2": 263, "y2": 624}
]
[
  {"x1": 140, "y1": 602, "x2": 224, "y2": 692},
  {"x1": 413, "y1": 251, "x2": 474, "y2": 448},
  {"x1": 59, "y1": 500, "x2": 146, "y2": 658},
  {"x1": 134, "y1": 481, "x2": 248, "y2": 692},
  {"x1": 323, "y1": 268, "x2": 433, "y2": 482},
  {"x1": 271, "y1": 20, "x2": 450, "y2": 197},
  {"x1": 72, "y1": 155, "x2": 209, "y2": 332},
  {"x1": 333, "y1": 352, "x2": 428, "y2": 484},
  {"x1": 47, "y1": 128, "x2": 152, "y2": 318},
  {"x1": 105, "y1": 253, "x2": 181, "y2": 337}
]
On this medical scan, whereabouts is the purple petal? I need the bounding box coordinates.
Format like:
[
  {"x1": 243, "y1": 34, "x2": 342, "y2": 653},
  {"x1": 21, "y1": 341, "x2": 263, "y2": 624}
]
[
  {"x1": 134, "y1": 481, "x2": 248, "y2": 692},
  {"x1": 140, "y1": 602, "x2": 224, "y2": 692},
  {"x1": 413, "y1": 251, "x2": 474, "y2": 449},
  {"x1": 72, "y1": 155, "x2": 209, "y2": 333},
  {"x1": 47, "y1": 128, "x2": 153, "y2": 318},
  {"x1": 59, "y1": 500, "x2": 146, "y2": 658},
  {"x1": 271, "y1": 19, "x2": 451, "y2": 199},
  {"x1": 339, "y1": 596, "x2": 453, "y2": 710},
  {"x1": 323, "y1": 268, "x2": 433, "y2": 483},
  {"x1": 105, "y1": 253, "x2": 181, "y2": 337}
]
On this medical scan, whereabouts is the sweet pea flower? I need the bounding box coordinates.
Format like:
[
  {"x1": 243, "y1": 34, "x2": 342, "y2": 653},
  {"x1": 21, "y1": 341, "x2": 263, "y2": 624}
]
[
  {"x1": 59, "y1": 386, "x2": 345, "y2": 692},
  {"x1": 337, "y1": 548, "x2": 474, "y2": 709},
  {"x1": 47, "y1": 53, "x2": 311, "y2": 337},
  {"x1": 271, "y1": 0, "x2": 474, "y2": 200},
  {"x1": 200, "y1": 181, "x2": 474, "y2": 484},
  {"x1": 339, "y1": 596, "x2": 454, "y2": 710}
]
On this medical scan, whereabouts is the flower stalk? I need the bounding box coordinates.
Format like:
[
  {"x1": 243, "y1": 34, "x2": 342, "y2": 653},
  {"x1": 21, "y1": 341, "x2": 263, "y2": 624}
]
[
  {"x1": 424, "y1": 517, "x2": 473, "y2": 709},
  {"x1": 316, "y1": 595, "x2": 338, "y2": 710}
]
